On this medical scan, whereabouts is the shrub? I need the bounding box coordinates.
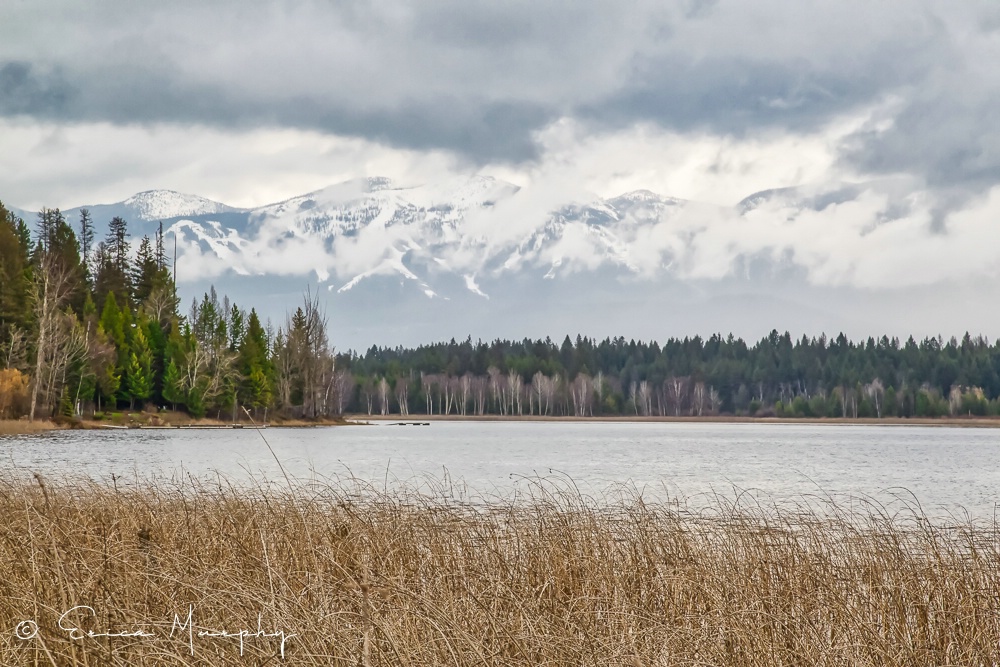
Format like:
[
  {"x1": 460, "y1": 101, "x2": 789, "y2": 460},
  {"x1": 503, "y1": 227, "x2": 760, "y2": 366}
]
[{"x1": 0, "y1": 368, "x2": 29, "y2": 419}]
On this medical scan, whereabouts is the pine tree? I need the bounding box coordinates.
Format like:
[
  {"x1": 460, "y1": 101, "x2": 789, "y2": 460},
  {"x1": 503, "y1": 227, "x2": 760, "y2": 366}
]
[
  {"x1": 132, "y1": 235, "x2": 158, "y2": 304},
  {"x1": 33, "y1": 208, "x2": 86, "y2": 314},
  {"x1": 126, "y1": 321, "x2": 154, "y2": 409},
  {"x1": 186, "y1": 386, "x2": 206, "y2": 419},
  {"x1": 162, "y1": 357, "x2": 183, "y2": 410},
  {"x1": 0, "y1": 203, "x2": 31, "y2": 341},
  {"x1": 238, "y1": 309, "x2": 273, "y2": 413},
  {"x1": 99, "y1": 293, "x2": 125, "y2": 352},
  {"x1": 79, "y1": 208, "x2": 94, "y2": 284},
  {"x1": 155, "y1": 221, "x2": 167, "y2": 271},
  {"x1": 247, "y1": 366, "x2": 272, "y2": 410},
  {"x1": 229, "y1": 303, "x2": 246, "y2": 351},
  {"x1": 95, "y1": 216, "x2": 132, "y2": 308},
  {"x1": 97, "y1": 293, "x2": 127, "y2": 407},
  {"x1": 34, "y1": 208, "x2": 58, "y2": 250}
]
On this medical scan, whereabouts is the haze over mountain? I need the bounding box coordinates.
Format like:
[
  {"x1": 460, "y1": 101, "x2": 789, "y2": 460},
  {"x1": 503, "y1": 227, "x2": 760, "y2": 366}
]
[{"x1": 15, "y1": 175, "x2": 1000, "y2": 352}]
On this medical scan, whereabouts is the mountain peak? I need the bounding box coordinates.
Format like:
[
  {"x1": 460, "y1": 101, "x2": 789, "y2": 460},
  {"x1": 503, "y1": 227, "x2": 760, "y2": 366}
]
[
  {"x1": 122, "y1": 190, "x2": 240, "y2": 220},
  {"x1": 609, "y1": 189, "x2": 683, "y2": 207},
  {"x1": 367, "y1": 176, "x2": 394, "y2": 191}
]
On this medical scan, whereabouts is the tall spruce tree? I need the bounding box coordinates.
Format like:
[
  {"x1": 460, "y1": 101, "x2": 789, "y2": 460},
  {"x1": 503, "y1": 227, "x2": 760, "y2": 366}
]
[
  {"x1": 78, "y1": 208, "x2": 94, "y2": 285},
  {"x1": 94, "y1": 216, "x2": 132, "y2": 308},
  {"x1": 33, "y1": 208, "x2": 86, "y2": 314},
  {"x1": 0, "y1": 203, "x2": 31, "y2": 345},
  {"x1": 132, "y1": 235, "x2": 159, "y2": 304},
  {"x1": 125, "y1": 319, "x2": 154, "y2": 409}
]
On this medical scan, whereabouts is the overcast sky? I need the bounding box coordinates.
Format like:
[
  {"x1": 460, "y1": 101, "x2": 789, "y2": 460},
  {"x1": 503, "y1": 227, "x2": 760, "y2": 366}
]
[{"x1": 3, "y1": 1, "x2": 1000, "y2": 323}]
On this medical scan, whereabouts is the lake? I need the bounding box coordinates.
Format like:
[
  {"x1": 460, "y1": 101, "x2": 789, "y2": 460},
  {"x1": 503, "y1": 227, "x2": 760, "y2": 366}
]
[{"x1": 2, "y1": 421, "x2": 999, "y2": 520}]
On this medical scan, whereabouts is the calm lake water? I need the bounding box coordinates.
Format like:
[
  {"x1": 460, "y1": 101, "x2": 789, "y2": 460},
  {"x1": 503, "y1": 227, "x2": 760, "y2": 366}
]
[{"x1": 2, "y1": 421, "x2": 999, "y2": 519}]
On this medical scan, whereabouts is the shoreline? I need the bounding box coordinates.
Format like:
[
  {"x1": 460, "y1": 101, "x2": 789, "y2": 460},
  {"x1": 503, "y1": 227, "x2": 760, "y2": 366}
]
[
  {"x1": 0, "y1": 415, "x2": 348, "y2": 436},
  {"x1": 4, "y1": 413, "x2": 1000, "y2": 436},
  {"x1": 349, "y1": 413, "x2": 1000, "y2": 428}
]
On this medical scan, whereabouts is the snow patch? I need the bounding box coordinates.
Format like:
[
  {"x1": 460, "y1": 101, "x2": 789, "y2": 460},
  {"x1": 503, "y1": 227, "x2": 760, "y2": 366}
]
[
  {"x1": 464, "y1": 274, "x2": 489, "y2": 299},
  {"x1": 124, "y1": 190, "x2": 239, "y2": 220}
]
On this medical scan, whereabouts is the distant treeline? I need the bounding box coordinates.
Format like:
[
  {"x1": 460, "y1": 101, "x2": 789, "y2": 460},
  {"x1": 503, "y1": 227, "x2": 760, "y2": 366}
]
[
  {"x1": 340, "y1": 331, "x2": 1000, "y2": 419},
  {"x1": 3, "y1": 198, "x2": 999, "y2": 421}
]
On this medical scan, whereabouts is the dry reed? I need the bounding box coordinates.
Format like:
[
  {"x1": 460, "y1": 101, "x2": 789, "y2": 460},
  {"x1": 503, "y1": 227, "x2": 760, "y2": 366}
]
[
  {"x1": 1, "y1": 472, "x2": 999, "y2": 666},
  {"x1": 0, "y1": 420, "x2": 61, "y2": 436}
]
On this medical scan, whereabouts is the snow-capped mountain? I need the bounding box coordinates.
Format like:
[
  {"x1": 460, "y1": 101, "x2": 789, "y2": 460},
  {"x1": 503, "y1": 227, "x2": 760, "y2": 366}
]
[
  {"x1": 16, "y1": 176, "x2": 960, "y2": 350},
  {"x1": 120, "y1": 190, "x2": 243, "y2": 221},
  {"x1": 43, "y1": 190, "x2": 247, "y2": 239},
  {"x1": 157, "y1": 175, "x2": 708, "y2": 295}
]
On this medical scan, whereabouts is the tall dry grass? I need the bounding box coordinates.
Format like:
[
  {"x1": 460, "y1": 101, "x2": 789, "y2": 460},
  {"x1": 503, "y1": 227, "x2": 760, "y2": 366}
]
[
  {"x1": 0, "y1": 419, "x2": 61, "y2": 436},
  {"x1": 1, "y1": 473, "x2": 999, "y2": 665}
]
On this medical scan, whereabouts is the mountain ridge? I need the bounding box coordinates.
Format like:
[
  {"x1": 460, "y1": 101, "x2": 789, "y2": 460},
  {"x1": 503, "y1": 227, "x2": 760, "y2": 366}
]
[
  {"x1": 9, "y1": 177, "x2": 847, "y2": 302},
  {"x1": 9, "y1": 177, "x2": 985, "y2": 352}
]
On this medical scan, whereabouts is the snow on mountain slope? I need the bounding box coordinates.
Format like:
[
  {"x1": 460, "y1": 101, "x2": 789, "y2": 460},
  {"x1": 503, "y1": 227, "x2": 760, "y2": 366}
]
[
  {"x1": 17, "y1": 177, "x2": 812, "y2": 301},
  {"x1": 16, "y1": 178, "x2": 975, "y2": 351},
  {"x1": 143, "y1": 176, "x2": 716, "y2": 296},
  {"x1": 170, "y1": 219, "x2": 254, "y2": 276},
  {"x1": 123, "y1": 190, "x2": 243, "y2": 220}
]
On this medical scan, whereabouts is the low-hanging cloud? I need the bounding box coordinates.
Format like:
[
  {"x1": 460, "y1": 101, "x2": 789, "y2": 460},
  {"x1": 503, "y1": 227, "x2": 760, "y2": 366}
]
[{"x1": 166, "y1": 173, "x2": 1000, "y2": 295}]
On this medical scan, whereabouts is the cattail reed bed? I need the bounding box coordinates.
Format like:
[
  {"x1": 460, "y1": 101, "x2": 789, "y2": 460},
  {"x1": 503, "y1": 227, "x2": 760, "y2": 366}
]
[{"x1": 1, "y1": 475, "x2": 999, "y2": 666}]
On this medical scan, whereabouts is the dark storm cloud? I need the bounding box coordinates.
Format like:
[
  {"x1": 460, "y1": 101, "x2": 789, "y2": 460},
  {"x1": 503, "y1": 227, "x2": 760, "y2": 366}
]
[
  {"x1": 1, "y1": 0, "x2": 609, "y2": 162},
  {"x1": 831, "y1": 10, "x2": 1000, "y2": 207},
  {"x1": 844, "y1": 91, "x2": 1000, "y2": 192},
  {"x1": 0, "y1": 62, "x2": 74, "y2": 116},
  {"x1": 1, "y1": 1, "x2": 999, "y2": 191},
  {"x1": 584, "y1": 31, "x2": 943, "y2": 136},
  {"x1": 583, "y1": 56, "x2": 863, "y2": 135},
  {"x1": 0, "y1": 59, "x2": 551, "y2": 162}
]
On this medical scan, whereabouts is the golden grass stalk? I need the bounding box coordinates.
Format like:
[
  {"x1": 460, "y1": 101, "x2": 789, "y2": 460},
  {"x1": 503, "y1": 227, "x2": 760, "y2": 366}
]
[{"x1": 0, "y1": 474, "x2": 998, "y2": 665}]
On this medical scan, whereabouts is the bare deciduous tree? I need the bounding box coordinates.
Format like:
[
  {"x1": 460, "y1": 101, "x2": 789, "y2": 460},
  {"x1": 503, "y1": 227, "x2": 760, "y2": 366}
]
[
  {"x1": 421, "y1": 372, "x2": 435, "y2": 414},
  {"x1": 396, "y1": 376, "x2": 409, "y2": 415},
  {"x1": 28, "y1": 256, "x2": 86, "y2": 421},
  {"x1": 378, "y1": 377, "x2": 390, "y2": 415},
  {"x1": 638, "y1": 380, "x2": 652, "y2": 416},
  {"x1": 571, "y1": 374, "x2": 592, "y2": 417},
  {"x1": 472, "y1": 375, "x2": 487, "y2": 416},
  {"x1": 459, "y1": 373, "x2": 471, "y2": 416},
  {"x1": 665, "y1": 376, "x2": 689, "y2": 417},
  {"x1": 865, "y1": 378, "x2": 884, "y2": 418},
  {"x1": 506, "y1": 370, "x2": 522, "y2": 415},
  {"x1": 2, "y1": 325, "x2": 27, "y2": 371},
  {"x1": 708, "y1": 385, "x2": 722, "y2": 414},
  {"x1": 692, "y1": 381, "x2": 706, "y2": 417},
  {"x1": 487, "y1": 366, "x2": 504, "y2": 416},
  {"x1": 333, "y1": 368, "x2": 353, "y2": 415}
]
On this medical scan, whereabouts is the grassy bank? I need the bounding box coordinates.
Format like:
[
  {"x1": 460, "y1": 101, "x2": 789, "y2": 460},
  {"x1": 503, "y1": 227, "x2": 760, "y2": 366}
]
[
  {"x1": 1, "y1": 476, "x2": 999, "y2": 665},
  {"x1": 0, "y1": 420, "x2": 63, "y2": 436}
]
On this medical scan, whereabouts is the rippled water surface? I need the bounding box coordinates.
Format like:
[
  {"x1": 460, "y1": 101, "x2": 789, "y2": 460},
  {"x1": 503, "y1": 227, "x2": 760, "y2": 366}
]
[{"x1": 2, "y1": 422, "x2": 999, "y2": 518}]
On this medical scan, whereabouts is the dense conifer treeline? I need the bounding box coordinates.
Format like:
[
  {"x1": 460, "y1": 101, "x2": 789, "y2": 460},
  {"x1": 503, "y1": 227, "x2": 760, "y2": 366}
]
[
  {"x1": 341, "y1": 331, "x2": 1000, "y2": 418},
  {"x1": 3, "y1": 197, "x2": 1000, "y2": 420},
  {"x1": 0, "y1": 201, "x2": 336, "y2": 421}
]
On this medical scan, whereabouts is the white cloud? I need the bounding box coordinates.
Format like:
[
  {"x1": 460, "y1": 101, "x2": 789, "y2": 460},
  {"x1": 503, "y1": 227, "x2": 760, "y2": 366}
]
[{"x1": 0, "y1": 119, "x2": 460, "y2": 210}]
